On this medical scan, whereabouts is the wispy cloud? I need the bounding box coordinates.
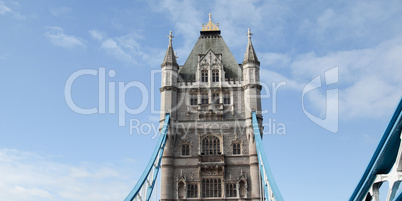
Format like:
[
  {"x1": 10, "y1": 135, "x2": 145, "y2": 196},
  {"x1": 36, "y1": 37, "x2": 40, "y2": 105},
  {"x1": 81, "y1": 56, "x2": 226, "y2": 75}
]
[
  {"x1": 45, "y1": 27, "x2": 86, "y2": 49},
  {"x1": 263, "y1": 34, "x2": 402, "y2": 119},
  {"x1": 89, "y1": 30, "x2": 160, "y2": 66},
  {"x1": 0, "y1": 148, "x2": 137, "y2": 201},
  {"x1": 0, "y1": 1, "x2": 24, "y2": 19}
]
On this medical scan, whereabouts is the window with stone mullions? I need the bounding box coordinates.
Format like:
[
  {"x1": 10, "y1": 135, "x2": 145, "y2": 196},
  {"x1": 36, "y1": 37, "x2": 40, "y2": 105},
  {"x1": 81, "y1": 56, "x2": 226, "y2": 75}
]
[
  {"x1": 212, "y1": 92, "x2": 219, "y2": 104},
  {"x1": 202, "y1": 136, "x2": 220, "y2": 155},
  {"x1": 190, "y1": 94, "x2": 197, "y2": 105},
  {"x1": 182, "y1": 144, "x2": 190, "y2": 156},
  {"x1": 226, "y1": 183, "x2": 237, "y2": 197},
  {"x1": 233, "y1": 143, "x2": 241, "y2": 155},
  {"x1": 224, "y1": 92, "x2": 230, "y2": 104},
  {"x1": 212, "y1": 69, "x2": 219, "y2": 82},
  {"x1": 187, "y1": 184, "x2": 198, "y2": 198},
  {"x1": 201, "y1": 70, "x2": 208, "y2": 82},
  {"x1": 201, "y1": 94, "x2": 208, "y2": 104},
  {"x1": 202, "y1": 179, "x2": 221, "y2": 197}
]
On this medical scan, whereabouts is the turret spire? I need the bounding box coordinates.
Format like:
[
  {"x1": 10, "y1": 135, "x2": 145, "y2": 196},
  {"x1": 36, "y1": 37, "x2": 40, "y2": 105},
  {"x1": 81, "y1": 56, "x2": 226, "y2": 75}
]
[
  {"x1": 162, "y1": 31, "x2": 178, "y2": 67},
  {"x1": 243, "y1": 28, "x2": 259, "y2": 65}
]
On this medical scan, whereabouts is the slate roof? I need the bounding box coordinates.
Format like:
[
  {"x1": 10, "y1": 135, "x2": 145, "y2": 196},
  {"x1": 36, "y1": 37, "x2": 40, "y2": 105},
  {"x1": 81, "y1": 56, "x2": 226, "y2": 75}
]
[
  {"x1": 243, "y1": 36, "x2": 259, "y2": 65},
  {"x1": 179, "y1": 30, "x2": 243, "y2": 81}
]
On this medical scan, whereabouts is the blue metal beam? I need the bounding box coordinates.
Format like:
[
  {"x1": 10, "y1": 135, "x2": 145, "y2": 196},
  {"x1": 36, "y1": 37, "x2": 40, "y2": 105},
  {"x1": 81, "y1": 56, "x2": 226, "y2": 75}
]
[
  {"x1": 253, "y1": 111, "x2": 285, "y2": 201},
  {"x1": 124, "y1": 113, "x2": 170, "y2": 201},
  {"x1": 349, "y1": 97, "x2": 402, "y2": 201}
]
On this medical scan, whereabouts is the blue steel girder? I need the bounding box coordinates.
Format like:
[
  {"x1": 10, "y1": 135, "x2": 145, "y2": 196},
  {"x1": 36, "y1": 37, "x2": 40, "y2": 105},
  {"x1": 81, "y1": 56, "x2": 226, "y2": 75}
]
[
  {"x1": 124, "y1": 113, "x2": 170, "y2": 201},
  {"x1": 349, "y1": 97, "x2": 402, "y2": 201},
  {"x1": 252, "y1": 111, "x2": 284, "y2": 201}
]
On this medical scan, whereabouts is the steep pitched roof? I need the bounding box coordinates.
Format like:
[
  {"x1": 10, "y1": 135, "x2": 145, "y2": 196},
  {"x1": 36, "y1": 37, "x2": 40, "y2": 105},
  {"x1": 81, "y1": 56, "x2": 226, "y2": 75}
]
[
  {"x1": 179, "y1": 31, "x2": 242, "y2": 81},
  {"x1": 243, "y1": 28, "x2": 259, "y2": 65}
]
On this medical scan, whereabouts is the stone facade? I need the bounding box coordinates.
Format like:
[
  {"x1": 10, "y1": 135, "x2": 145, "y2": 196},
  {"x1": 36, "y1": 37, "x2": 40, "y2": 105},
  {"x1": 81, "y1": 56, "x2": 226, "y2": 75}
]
[{"x1": 160, "y1": 15, "x2": 263, "y2": 201}]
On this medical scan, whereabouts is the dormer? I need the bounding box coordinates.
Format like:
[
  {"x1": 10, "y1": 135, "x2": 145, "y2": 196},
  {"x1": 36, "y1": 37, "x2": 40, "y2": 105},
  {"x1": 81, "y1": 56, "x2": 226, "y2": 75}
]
[{"x1": 196, "y1": 49, "x2": 225, "y2": 85}]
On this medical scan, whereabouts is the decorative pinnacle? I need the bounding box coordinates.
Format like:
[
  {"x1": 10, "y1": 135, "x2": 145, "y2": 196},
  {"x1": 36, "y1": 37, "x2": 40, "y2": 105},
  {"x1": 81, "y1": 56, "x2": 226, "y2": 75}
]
[{"x1": 246, "y1": 28, "x2": 253, "y2": 39}]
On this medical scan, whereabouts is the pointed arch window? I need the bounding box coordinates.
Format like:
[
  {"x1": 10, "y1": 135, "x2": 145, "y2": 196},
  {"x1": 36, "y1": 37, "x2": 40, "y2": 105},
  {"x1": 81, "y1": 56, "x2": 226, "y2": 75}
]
[
  {"x1": 212, "y1": 69, "x2": 219, "y2": 82},
  {"x1": 202, "y1": 178, "x2": 221, "y2": 197},
  {"x1": 226, "y1": 183, "x2": 237, "y2": 197},
  {"x1": 224, "y1": 92, "x2": 231, "y2": 104},
  {"x1": 201, "y1": 70, "x2": 208, "y2": 82},
  {"x1": 187, "y1": 184, "x2": 198, "y2": 198},
  {"x1": 182, "y1": 144, "x2": 190, "y2": 156},
  {"x1": 233, "y1": 143, "x2": 241, "y2": 155},
  {"x1": 190, "y1": 94, "x2": 197, "y2": 105},
  {"x1": 201, "y1": 136, "x2": 221, "y2": 155},
  {"x1": 201, "y1": 93, "x2": 209, "y2": 104}
]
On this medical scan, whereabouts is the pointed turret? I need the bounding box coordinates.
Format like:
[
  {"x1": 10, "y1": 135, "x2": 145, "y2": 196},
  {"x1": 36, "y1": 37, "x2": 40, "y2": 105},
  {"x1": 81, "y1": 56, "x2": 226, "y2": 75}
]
[
  {"x1": 161, "y1": 31, "x2": 178, "y2": 67},
  {"x1": 243, "y1": 28, "x2": 260, "y2": 65}
]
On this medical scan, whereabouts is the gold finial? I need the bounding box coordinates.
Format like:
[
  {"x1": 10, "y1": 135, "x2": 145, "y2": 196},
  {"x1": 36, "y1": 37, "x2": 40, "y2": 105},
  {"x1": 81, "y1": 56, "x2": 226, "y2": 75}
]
[
  {"x1": 202, "y1": 13, "x2": 220, "y2": 31},
  {"x1": 246, "y1": 28, "x2": 253, "y2": 39}
]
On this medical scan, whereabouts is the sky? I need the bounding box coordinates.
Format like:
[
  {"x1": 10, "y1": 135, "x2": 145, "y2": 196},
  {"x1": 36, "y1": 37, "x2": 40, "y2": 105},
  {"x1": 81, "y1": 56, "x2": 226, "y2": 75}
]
[{"x1": 1, "y1": 0, "x2": 402, "y2": 200}]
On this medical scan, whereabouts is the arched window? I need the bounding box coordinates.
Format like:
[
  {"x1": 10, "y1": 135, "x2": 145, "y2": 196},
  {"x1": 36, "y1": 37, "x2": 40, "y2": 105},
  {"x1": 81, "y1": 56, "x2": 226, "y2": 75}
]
[
  {"x1": 224, "y1": 92, "x2": 230, "y2": 104},
  {"x1": 201, "y1": 70, "x2": 208, "y2": 82},
  {"x1": 233, "y1": 143, "x2": 241, "y2": 155},
  {"x1": 202, "y1": 136, "x2": 221, "y2": 155},
  {"x1": 201, "y1": 93, "x2": 209, "y2": 104},
  {"x1": 182, "y1": 144, "x2": 190, "y2": 156},
  {"x1": 226, "y1": 183, "x2": 237, "y2": 197},
  {"x1": 187, "y1": 184, "x2": 198, "y2": 198},
  {"x1": 212, "y1": 69, "x2": 219, "y2": 82},
  {"x1": 190, "y1": 94, "x2": 197, "y2": 105},
  {"x1": 202, "y1": 178, "x2": 221, "y2": 197}
]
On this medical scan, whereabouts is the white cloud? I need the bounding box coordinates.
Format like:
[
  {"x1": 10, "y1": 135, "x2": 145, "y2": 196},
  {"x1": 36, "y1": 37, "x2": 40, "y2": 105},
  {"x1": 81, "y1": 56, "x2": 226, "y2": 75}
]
[
  {"x1": 0, "y1": 1, "x2": 24, "y2": 19},
  {"x1": 268, "y1": 34, "x2": 402, "y2": 119},
  {"x1": 89, "y1": 30, "x2": 105, "y2": 41},
  {"x1": 101, "y1": 38, "x2": 134, "y2": 63},
  {"x1": 45, "y1": 27, "x2": 86, "y2": 49},
  {"x1": 145, "y1": 0, "x2": 402, "y2": 120},
  {"x1": 0, "y1": 148, "x2": 136, "y2": 201},
  {"x1": 0, "y1": 1, "x2": 12, "y2": 15},
  {"x1": 90, "y1": 30, "x2": 158, "y2": 65}
]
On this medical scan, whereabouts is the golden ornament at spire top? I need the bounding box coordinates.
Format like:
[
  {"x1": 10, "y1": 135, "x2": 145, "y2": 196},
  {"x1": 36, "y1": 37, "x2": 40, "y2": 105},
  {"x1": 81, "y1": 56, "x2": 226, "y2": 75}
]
[{"x1": 202, "y1": 13, "x2": 220, "y2": 31}]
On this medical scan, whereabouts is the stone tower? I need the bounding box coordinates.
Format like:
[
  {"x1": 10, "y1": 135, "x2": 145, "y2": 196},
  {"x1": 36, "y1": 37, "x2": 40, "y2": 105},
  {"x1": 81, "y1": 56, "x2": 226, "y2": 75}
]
[{"x1": 160, "y1": 14, "x2": 262, "y2": 201}]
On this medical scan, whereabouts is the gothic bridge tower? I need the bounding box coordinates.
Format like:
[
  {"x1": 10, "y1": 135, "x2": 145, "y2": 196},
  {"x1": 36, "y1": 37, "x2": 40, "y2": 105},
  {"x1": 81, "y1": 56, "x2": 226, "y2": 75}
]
[{"x1": 160, "y1": 14, "x2": 263, "y2": 201}]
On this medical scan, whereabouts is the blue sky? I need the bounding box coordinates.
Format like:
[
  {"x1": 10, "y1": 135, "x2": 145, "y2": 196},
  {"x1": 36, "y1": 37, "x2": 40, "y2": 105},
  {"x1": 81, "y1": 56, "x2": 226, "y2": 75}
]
[{"x1": 1, "y1": 0, "x2": 402, "y2": 200}]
